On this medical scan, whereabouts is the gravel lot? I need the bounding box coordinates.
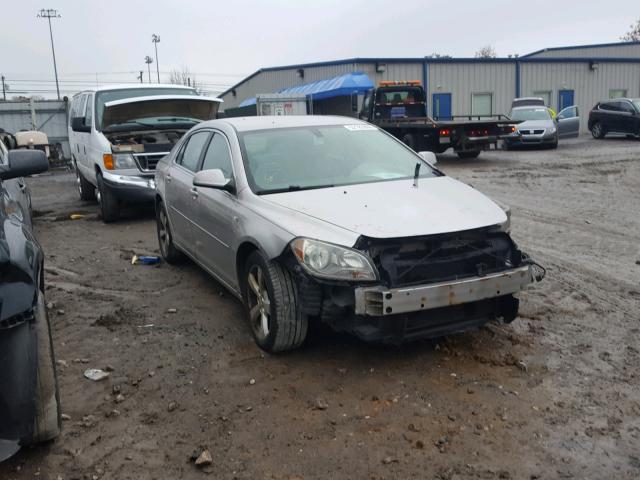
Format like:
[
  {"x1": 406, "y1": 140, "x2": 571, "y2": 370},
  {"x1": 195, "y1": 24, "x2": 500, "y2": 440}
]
[{"x1": 1, "y1": 136, "x2": 639, "y2": 480}]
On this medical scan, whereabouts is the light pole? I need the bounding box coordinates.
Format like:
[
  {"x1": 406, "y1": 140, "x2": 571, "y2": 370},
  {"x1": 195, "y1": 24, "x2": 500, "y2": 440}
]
[
  {"x1": 145, "y1": 56, "x2": 153, "y2": 83},
  {"x1": 152, "y1": 34, "x2": 160, "y2": 83},
  {"x1": 37, "y1": 9, "x2": 61, "y2": 100}
]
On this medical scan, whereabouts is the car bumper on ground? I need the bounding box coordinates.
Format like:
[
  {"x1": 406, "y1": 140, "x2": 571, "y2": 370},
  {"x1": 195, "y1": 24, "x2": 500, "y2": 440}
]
[
  {"x1": 354, "y1": 266, "x2": 533, "y2": 316},
  {"x1": 101, "y1": 171, "x2": 156, "y2": 203}
]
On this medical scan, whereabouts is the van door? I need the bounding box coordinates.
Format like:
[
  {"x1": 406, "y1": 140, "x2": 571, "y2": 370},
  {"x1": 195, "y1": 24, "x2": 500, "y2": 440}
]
[{"x1": 81, "y1": 93, "x2": 97, "y2": 182}]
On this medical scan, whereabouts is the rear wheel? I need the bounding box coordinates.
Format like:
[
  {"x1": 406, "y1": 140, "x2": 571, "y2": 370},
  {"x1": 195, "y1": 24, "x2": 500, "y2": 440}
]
[
  {"x1": 457, "y1": 150, "x2": 481, "y2": 159},
  {"x1": 75, "y1": 162, "x2": 96, "y2": 201},
  {"x1": 590, "y1": 122, "x2": 605, "y2": 139},
  {"x1": 243, "y1": 251, "x2": 308, "y2": 353},
  {"x1": 27, "y1": 291, "x2": 61, "y2": 445},
  {"x1": 156, "y1": 200, "x2": 182, "y2": 263},
  {"x1": 401, "y1": 133, "x2": 417, "y2": 151},
  {"x1": 96, "y1": 172, "x2": 119, "y2": 223}
]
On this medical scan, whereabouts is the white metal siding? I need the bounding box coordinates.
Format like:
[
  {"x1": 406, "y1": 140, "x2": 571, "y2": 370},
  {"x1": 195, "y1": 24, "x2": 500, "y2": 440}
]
[
  {"x1": 427, "y1": 63, "x2": 516, "y2": 118},
  {"x1": 527, "y1": 44, "x2": 640, "y2": 59},
  {"x1": 520, "y1": 62, "x2": 640, "y2": 131}
]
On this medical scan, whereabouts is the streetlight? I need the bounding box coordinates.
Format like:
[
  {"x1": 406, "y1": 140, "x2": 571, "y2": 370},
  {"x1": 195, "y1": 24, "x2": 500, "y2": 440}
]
[
  {"x1": 37, "y1": 8, "x2": 61, "y2": 100},
  {"x1": 144, "y1": 56, "x2": 153, "y2": 83},
  {"x1": 152, "y1": 34, "x2": 160, "y2": 83}
]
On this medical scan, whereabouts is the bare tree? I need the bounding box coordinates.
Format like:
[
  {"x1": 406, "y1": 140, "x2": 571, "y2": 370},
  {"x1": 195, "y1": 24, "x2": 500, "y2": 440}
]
[
  {"x1": 167, "y1": 67, "x2": 204, "y2": 94},
  {"x1": 426, "y1": 53, "x2": 452, "y2": 59},
  {"x1": 475, "y1": 45, "x2": 497, "y2": 58},
  {"x1": 621, "y1": 18, "x2": 640, "y2": 41}
]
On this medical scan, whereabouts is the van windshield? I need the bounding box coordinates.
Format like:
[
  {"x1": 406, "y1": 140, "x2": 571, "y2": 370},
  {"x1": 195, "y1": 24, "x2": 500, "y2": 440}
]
[{"x1": 95, "y1": 88, "x2": 198, "y2": 129}]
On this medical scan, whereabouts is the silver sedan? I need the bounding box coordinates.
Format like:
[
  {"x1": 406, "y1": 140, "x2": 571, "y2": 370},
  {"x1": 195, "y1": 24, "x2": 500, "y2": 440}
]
[{"x1": 155, "y1": 116, "x2": 540, "y2": 352}]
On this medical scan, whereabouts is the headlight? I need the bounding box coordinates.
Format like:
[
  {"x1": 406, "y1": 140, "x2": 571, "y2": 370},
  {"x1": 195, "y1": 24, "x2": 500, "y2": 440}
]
[
  {"x1": 113, "y1": 153, "x2": 137, "y2": 169},
  {"x1": 290, "y1": 238, "x2": 378, "y2": 281},
  {"x1": 547, "y1": 127, "x2": 557, "y2": 134}
]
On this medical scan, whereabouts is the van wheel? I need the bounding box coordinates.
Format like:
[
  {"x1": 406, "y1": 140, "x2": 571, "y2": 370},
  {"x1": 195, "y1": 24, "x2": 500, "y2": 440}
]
[
  {"x1": 96, "y1": 173, "x2": 119, "y2": 223},
  {"x1": 401, "y1": 134, "x2": 417, "y2": 151},
  {"x1": 75, "y1": 163, "x2": 96, "y2": 201},
  {"x1": 27, "y1": 291, "x2": 61, "y2": 445},
  {"x1": 243, "y1": 251, "x2": 308, "y2": 353},
  {"x1": 156, "y1": 200, "x2": 182, "y2": 263},
  {"x1": 590, "y1": 122, "x2": 605, "y2": 139},
  {"x1": 457, "y1": 150, "x2": 481, "y2": 159}
]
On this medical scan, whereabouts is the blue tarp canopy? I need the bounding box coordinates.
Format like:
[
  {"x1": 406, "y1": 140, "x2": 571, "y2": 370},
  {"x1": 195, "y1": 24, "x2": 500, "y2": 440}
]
[
  {"x1": 238, "y1": 97, "x2": 256, "y2": 107},
  {"x1": 278, "y1": 72, "x2": 373, "y2": 101}
]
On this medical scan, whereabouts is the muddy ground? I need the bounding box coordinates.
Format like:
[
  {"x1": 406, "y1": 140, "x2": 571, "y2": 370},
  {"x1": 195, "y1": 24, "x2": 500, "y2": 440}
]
[{"x1": 1, "y1": 137, "x2": 639, "y2": 480}]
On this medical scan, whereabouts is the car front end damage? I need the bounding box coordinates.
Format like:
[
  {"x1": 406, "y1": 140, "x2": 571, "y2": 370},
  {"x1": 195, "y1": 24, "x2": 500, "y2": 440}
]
[{"x1": 281, "y1": 228, "x2": 544, "y2": 344}]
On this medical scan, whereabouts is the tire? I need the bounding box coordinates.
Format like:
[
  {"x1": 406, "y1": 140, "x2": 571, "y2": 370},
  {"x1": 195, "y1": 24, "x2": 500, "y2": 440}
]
[
  {"x1": 401, "y1": 133, "x2": 417, "y2": 151},
  {"x1": 549, "y1": 138, "x2": 558, "y2": 149},
  {"x1": 242, "y1": 251, "x2": 308, "y2": 353},
  {"x1": 457, "y1": 150, "x2": 481, "y2": 159},
  {"x1": 590, "y1": 122, "x2": 605, "y2": 139},
  {"x1": 75, "y1": 162, "x2": 96, "y2": 201},
  {"x1": 27, "y1": 291, "x2": 61, "y2": 445},
  {"x1": 156, "y1": 200, "x2": 182, "y2": 263},
  {"x1": 96, "y1": 172, "x2": 119, "y2": 223}
]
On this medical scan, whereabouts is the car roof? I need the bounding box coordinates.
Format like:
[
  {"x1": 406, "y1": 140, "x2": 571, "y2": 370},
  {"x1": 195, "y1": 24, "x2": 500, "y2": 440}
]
[
  {"x1": 73, "y1": 84, "x2": 197, "y2": 95},
  {"x1": 206, "y1": 115, "x2": 368, "y2": 132},
  {"x1": 511, "y1": 105, "x2": 549, "y2": 111},
  {"x1": 513, "y1": 97, "x2": 544, "y2": 101}
]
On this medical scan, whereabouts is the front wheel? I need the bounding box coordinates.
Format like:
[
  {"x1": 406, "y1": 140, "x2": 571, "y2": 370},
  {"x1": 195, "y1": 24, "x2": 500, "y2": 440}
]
[
  {"x1": 243, "y1": 251, "x2": 308, "y2": 353},
  {"x1": 27, "y1": 291, "x2": 61, "y2": 445},
  {"x1": 96, "y1": 172, "x2": 119, "y2": 223},
  {"x1": 590, "y1": 122, "x2": 605, "y2": 139},
  {"x1": 457, "y1": 150, "x2": 481, "y2": 159}
]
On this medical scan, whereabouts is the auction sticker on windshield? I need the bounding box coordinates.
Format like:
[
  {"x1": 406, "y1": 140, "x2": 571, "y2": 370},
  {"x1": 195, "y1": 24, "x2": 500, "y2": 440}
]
[{"x1": 344, "y1": 124, "x2": 377, "y2": 131}]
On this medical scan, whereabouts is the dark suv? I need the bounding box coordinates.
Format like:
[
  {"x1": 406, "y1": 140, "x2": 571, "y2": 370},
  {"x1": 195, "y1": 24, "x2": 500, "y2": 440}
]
[{"x1": 588, "y1": 98, "x2": 640, "y2": 139}]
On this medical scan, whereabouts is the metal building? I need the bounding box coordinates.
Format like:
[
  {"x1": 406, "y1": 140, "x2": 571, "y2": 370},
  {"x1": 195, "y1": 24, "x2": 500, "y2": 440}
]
[{"x1": 219, "y1": 41, "x2": 640, "y2": 132}]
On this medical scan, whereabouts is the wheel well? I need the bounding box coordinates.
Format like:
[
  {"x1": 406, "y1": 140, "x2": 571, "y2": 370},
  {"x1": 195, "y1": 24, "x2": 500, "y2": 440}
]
[{"x1": 236, "y1": 242, "x2": 260, "y2": 292}]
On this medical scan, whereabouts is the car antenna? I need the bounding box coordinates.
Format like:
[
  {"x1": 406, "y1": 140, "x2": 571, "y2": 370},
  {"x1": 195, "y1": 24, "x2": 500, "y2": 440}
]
[{"x1": 413, "y1": 162, "x2": 421, "y2": 188}]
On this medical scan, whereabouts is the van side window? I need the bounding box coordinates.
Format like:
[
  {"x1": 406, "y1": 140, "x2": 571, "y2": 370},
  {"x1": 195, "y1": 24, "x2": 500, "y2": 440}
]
[{"x1": 84, "y1": 94, "x2": 93, "y2": 129}]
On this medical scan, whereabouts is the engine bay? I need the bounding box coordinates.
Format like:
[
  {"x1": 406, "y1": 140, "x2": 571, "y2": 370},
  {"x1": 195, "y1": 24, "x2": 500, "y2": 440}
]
[{"x1": 106, "y1": 129, "x2": 186, "y2": 154}]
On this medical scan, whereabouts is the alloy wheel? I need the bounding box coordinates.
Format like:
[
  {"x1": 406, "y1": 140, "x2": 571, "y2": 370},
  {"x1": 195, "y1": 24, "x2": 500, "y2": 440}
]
[
  {"x1": 158, "y1": 207, "x2": 170, "y2": 256},
  {"x1": 246, "y1": 265, "x2": 271, "y2": 341}
]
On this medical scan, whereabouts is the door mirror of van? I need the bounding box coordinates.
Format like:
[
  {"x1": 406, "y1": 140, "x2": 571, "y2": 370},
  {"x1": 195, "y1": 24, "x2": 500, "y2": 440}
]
[
  {"x1": 418, "y1": 151, "x2": 437, "y2": 167},
  {"x1": 0, "y1": 150, "x2": 49, "y2": 181},
  {"x1": 71, "y1": 117, "x2": 91, "y2": 133},
  {"x1": 193, "y1": 169, "x2": 235, "y2": 193}
]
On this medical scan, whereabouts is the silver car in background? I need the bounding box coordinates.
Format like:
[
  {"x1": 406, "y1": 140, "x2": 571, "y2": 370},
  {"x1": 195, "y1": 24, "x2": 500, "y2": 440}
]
[
  {"x1": 154, "y1": 116, "x2": 543, "y2": 352},
  {"x1": 506, "y1": 105, "x2": 580, "y2": 148}
]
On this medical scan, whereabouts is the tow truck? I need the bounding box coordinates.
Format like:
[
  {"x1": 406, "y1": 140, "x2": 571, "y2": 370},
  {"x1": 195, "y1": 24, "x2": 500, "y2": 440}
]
[{"x1": 359, "y1": 81, "x2": 517, "y2": 159}]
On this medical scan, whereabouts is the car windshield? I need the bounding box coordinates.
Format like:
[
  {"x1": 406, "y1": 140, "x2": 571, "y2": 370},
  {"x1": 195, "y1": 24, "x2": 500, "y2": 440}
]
[
  {"x1": 238, "y1": 125, "x2": 439, "y2": 195},
  {"x1": 95, "y1": 88, "x2": 198, "y2": 129},
  {"x1": 510, "y1": 107, "x2": 551, "y2": 121}
]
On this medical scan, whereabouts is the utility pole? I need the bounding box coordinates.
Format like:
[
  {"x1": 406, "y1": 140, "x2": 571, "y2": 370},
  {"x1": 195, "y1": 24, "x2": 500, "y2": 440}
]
[
  {"x1": 145, "y1": 56, "x2": 153, "y2": 83},
  {"x1": 1, "y1": 76, "x2": 6, "y2": 101},
  {"x1": 137, "y1": 71, "x2": 143, "y2": 83},
  {"x1": 37, "y1": 9, "x2": 61, "y2": 100},
  {"x1": 152, "y1": 34, "x2": 160, "y2": 83}
]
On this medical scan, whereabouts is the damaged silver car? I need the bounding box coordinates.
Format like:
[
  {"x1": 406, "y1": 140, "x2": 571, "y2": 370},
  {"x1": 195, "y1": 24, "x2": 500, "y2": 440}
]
[{"x1": 154, "y1": 116, "x2": 544, "y2": 352}]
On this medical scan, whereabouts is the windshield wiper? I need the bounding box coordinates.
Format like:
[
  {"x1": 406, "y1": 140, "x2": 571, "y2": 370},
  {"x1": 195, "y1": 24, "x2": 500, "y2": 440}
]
[
  {"x1": 256, "y1": 184, "x2": 335, "y2": 195},
  {"x1": 155, "y1": 116, "x2": 200, "y2": 123}
]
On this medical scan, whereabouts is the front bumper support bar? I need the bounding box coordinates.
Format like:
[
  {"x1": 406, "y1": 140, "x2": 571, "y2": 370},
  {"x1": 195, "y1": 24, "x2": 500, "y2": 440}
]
[{"x1": 354, "y1": 266, "x2": 533, "y2": 316}]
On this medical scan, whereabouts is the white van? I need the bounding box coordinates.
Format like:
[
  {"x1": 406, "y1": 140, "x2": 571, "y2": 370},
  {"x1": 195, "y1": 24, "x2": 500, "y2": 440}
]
[{"x1": 68, "y1": 84, "x2": 221, "y2": 222}]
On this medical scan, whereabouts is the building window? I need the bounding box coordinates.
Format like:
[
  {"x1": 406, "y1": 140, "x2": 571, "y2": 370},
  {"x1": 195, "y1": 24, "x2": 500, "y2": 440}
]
[
  {"x1": 533, "y1": 90, "x2": 552, "y2": 107},
  {"x1": 609, "y1": 89, "x2": 627, "y2": 99},
  {"x1": 471, "y1": 93, "x2": 492, "y2": 116}
]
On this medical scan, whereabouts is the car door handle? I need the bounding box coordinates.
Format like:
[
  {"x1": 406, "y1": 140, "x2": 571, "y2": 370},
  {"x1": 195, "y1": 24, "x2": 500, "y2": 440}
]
[
  {"x1": 190, "y1": 187, "x2": 198, "y2": 198},
  {"x1": 166, "y1": 174, "x2": 172, "y2": 183}
]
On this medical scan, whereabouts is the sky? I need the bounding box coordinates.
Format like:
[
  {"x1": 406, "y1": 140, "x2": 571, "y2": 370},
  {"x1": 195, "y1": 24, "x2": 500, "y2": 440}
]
[{"x1": 0, "y1": 0, "x2": 638, "y2": 98}]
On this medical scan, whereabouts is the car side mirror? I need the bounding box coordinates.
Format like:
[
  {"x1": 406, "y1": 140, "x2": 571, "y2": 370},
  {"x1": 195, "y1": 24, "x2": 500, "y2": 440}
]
[
  {"x1": 0, "y1": 149, "x2": 49, "y2": 181},
  {"x1": 418, "y1": 151, "x2": 437, "y2": 167},
  {"x1": 193, "y1": 169, "x2": 235, "y2": 193},
  {"x1": 71, "y1": 117, "x2": 90, "y2": 133}
]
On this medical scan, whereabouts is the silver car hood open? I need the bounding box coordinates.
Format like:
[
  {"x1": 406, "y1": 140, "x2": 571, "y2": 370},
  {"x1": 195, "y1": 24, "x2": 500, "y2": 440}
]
[
  {"x1": 102, "y1": 95, "x2": 222, "y2": 130},
  {"x1": 261, "y1": 176, "x2": 507, "y2": 241}
]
